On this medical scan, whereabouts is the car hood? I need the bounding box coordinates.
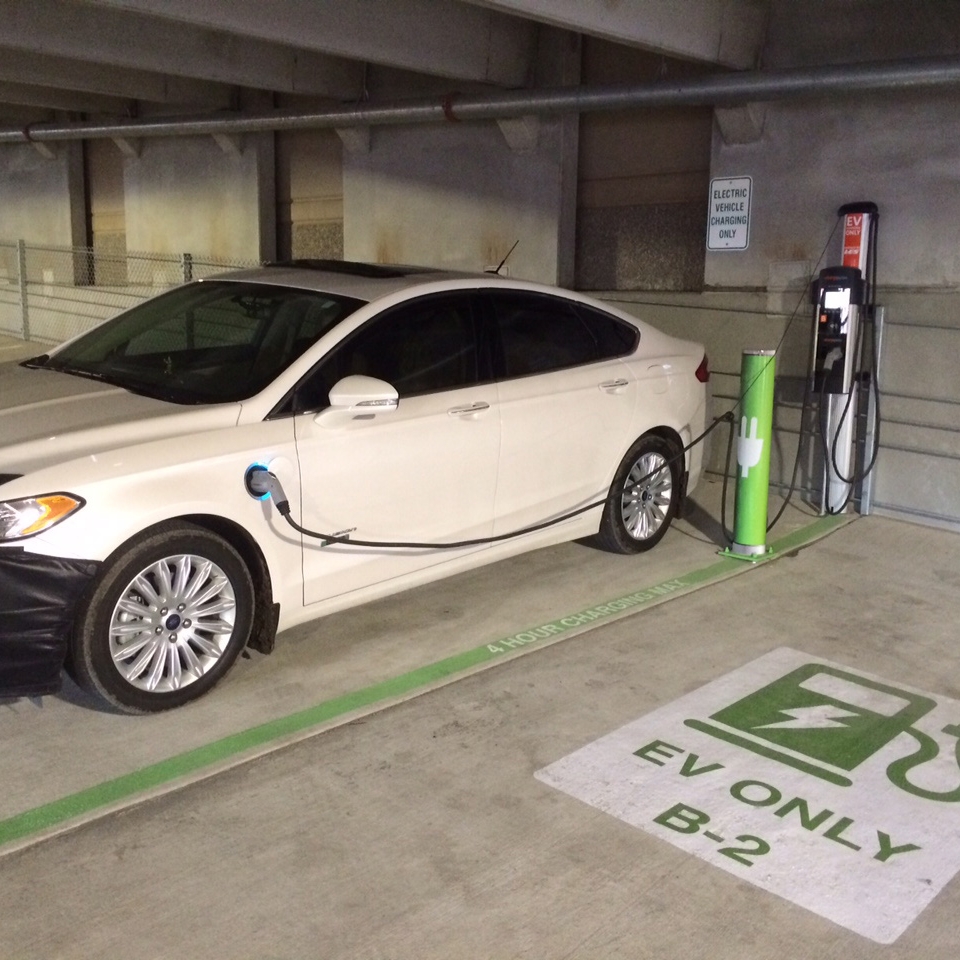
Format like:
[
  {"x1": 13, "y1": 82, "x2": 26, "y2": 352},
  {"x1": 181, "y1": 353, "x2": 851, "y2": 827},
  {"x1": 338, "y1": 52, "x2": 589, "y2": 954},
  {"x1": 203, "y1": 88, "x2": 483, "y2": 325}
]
[{"x1": 0, "y1": 362, "x2": 241, "y2": 477}]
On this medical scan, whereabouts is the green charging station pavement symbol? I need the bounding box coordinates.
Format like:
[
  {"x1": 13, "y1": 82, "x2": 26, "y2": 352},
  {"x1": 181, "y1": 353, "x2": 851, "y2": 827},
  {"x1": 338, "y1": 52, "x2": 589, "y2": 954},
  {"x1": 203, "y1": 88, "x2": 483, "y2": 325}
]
[
  {"x1": 535, "y1": 648, "x2": 960, "y2": 943},
  {"x1": 686, "y1": 664, "x2": 943, "y2": 788}
]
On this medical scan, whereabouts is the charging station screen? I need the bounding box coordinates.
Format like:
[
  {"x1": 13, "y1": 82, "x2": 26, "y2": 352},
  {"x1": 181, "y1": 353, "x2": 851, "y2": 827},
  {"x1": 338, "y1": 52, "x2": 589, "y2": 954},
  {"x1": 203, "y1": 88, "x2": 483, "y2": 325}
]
[{"x1": 822, "y1": 289, "x2": 848, "y2": 310}]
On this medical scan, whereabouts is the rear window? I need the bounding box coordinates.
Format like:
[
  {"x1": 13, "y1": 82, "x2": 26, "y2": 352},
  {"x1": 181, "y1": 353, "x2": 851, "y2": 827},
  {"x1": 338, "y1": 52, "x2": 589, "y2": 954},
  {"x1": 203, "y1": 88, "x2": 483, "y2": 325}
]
[{"x1": 487, "y1": 291, "x2": 639, "y2": 378}]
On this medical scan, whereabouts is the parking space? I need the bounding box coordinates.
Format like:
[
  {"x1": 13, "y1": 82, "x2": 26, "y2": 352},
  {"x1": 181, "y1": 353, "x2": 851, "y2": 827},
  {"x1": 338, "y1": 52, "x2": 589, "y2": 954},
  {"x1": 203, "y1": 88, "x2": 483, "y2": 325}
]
[
  {"x1": 1, "y1": 512, "x2": 958, "y2": 958},
  {"x1": 0, "y1": 479, "x2": 836, "y2": 851},
  {"x1": 3, "y1": 4, "x2": 960, "y2": 955}
]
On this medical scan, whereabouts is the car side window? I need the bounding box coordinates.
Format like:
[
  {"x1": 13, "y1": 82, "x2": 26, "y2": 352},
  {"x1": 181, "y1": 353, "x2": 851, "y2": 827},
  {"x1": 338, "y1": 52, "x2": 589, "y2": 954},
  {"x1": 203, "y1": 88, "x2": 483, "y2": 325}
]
[
  {"x1": 489, "y1": 291, "x2": 634, "y2": 379},
  {"x1": 576, "y1": 304, "x2": 640, "y2": 357},
  {"x1": 293, "y1": 293, "x2": 479, "y2": 411}
]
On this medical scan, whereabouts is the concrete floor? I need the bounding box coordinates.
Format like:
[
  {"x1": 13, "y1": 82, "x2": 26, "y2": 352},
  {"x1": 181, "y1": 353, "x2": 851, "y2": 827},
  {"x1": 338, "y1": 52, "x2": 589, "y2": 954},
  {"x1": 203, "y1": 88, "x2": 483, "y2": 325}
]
[
  {"x1": 2, "y1": 333, "x2": 960, "y2": 956},
  {"x1": 2, "y1": 501, "x2": 959, "y2": 956}
]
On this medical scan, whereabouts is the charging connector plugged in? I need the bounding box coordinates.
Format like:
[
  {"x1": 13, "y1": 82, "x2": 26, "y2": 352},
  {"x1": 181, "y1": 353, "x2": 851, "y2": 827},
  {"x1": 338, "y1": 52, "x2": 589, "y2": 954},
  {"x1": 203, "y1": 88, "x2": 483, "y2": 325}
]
[{"x1": 244, "y1": 464, "x2": 291, "y2": 515}]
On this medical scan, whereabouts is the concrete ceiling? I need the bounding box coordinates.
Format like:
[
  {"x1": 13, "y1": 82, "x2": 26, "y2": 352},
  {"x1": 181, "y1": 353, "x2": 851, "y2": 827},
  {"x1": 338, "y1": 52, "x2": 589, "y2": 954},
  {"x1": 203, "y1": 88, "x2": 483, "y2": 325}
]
[{"x1": 0, "y1": 0, "x2": 769, "y2": 123}]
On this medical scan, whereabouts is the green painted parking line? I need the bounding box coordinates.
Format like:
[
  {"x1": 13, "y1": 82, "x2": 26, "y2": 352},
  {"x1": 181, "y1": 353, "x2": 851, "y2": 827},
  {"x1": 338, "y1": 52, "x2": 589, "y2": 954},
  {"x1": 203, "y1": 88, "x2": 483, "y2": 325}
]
[{"x1": 0, "y1": 512, "x2": 852, "y2": 851}]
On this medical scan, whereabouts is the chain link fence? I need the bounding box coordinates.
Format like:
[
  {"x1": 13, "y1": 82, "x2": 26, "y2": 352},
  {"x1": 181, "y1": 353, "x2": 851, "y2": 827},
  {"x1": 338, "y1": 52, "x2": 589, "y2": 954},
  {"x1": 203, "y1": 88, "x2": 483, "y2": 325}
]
[{"x1": 0, "y1": 241, "x2": 261, "y2": 347}]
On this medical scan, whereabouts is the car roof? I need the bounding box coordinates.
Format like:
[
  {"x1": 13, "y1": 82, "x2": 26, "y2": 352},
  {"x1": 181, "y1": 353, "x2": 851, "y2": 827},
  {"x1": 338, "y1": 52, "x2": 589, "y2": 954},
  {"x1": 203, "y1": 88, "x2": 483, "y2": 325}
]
[{"x1": 209, "y1": 259, "x2": 504, "y2": 302}]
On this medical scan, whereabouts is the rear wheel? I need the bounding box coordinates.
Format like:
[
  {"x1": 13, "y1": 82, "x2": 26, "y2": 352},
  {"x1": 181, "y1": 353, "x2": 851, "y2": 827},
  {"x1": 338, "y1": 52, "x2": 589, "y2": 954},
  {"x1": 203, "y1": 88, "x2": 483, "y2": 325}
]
[
  {"x1": 71, "y1": 522, "x2": 254, "y2": 713},
  {"x1": 596, "y1": 435, "x2": 681, "y2": 554}
]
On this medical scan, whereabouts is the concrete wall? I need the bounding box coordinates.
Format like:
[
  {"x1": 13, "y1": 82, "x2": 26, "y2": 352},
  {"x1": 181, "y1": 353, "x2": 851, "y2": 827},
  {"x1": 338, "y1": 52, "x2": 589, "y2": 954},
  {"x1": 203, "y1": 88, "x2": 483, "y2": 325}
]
[
  {"x1": 576, "y1": 39, "x2": 713, "y2": 292},
  {"x1": 705, "y1": 92, "x2": 960, "y2": 292},
  {"x1": 343, "y1": 28, "x2": 579, "y2": 285},
  {"x1": 343, "y1": 118, "x2": 572, "y2": 284},
  {"x1": 659, "y1": 0, "x2": 960, "y2": 530},
  {"x1": 609, "y1": 285, "x2": 960, "y2": 533},
  {"x1": 0, "y1": 142, "x2": 84, "y2": 247},
  {"x1": 122, "y1": 136, "x2": 267, "y2": 260}
]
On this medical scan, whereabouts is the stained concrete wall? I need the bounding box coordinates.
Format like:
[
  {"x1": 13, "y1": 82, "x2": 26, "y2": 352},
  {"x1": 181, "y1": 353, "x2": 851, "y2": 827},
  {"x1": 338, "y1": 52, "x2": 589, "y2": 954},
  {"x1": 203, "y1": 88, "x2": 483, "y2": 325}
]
[
  {"x1": 705, "y1": 92, "x2": 960, "y2": 292},
  {"x1": 705, "y1": 0, "x2": 960, "y2": 292},
  {"x1": 122, "y1": 136, "x2": 269, "y2": 261},
  {"x1": 670, "y1": 0, "x2": 960, "y2": 530},
  {"x1": 343, "y1": 118, "x2": 573, "y2": 284},
  {"x1": 343, "y1": 27, "x2": 579, "y2": 285},
  {"x1": 575, "y1": 39, "x2": 713, "y2": 292},
  {"x1": 0, "y1": 142, "x2": 84, "y2": 248}
]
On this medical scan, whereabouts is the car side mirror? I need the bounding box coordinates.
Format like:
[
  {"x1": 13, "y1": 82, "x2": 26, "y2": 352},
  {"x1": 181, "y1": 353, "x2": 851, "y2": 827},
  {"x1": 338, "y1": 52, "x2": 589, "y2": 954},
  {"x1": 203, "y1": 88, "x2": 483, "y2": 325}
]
[{"x1": 316, "y1": 375, "x2": 399, "y2": 425}]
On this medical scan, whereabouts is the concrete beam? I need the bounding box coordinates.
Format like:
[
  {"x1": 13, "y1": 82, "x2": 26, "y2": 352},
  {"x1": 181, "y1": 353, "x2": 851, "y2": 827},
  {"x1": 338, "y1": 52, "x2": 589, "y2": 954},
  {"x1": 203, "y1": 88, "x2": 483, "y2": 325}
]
[
  {"x1": 0, "y1": 80, "x2": 133, "y2": 115},
  {"x1": 714, "y1": 103, "x2": 766, "y2": 143},
  {"x1": 496, "y1": 115, "x2": 539, "y2": 152},
  {"x1": 111, "y1": 136, "x2": 141, "y2": 157},
  {"x1": 0, "y1": 105, "x2": 54, "y2": 127},
  {"x1": 0, "y1": 0, "x2": 364, "y2": 98},
  {"x1": 0, "y1": 47, "x2": 234, "y2": 106},
  {"x1": 76, "y1": 0, "x2": 536, "y2": 87},
  {"x1": 336, "y1": 127, "x2": 371, "y2": 154},
  {"x1": 30, "y1": 140, "x2": 58, "y2": 160},
  {"x1": 212, "y1": 132, "x2": 244, "y2": 157},
  {"x1": 465, "y1": 0, "x2": 768, "y2": 69}
]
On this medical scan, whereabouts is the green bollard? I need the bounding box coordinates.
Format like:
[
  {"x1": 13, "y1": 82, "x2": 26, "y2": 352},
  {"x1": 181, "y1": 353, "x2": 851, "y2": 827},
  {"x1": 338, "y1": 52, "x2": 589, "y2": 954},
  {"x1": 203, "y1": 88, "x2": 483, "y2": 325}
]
[{"x1": 723, "y1": 349, "x2": 776, "y2": 560}]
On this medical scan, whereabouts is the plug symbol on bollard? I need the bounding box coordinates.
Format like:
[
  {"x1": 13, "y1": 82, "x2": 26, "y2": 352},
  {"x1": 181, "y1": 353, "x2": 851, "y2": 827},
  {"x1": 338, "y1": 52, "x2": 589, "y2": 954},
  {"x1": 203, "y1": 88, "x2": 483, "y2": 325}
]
[{"x1": 737, "y1": 416, "x2": 764, "y2": 478}]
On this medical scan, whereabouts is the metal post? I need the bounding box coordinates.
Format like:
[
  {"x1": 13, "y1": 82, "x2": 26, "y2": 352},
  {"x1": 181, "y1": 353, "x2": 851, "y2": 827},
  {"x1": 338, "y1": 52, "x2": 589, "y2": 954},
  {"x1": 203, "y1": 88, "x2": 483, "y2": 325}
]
[
  {"x1": 723, "y1": 349, "x2": 776, "y2": 560},
  {"x1": 859, "y1": 306, "x2": 884, "y2": 515},
  {"x1": 181, "y1": 252, "x2": 193, "y2": 283},
  {"x1": 822, "y1": 392, "x2": 858, "y2": 514},
  {"x1": 16, "y1": 239, "x2": 29, "y2": 342}
]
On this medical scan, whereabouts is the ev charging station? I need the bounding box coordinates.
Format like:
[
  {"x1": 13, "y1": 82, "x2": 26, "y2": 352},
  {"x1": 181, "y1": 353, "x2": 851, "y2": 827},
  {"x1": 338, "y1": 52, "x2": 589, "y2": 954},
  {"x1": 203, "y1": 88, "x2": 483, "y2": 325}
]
[
  {"x1": 810, "y1": 202, "x2": 880, "y2": 514},
  {"x1": 724, "y1": 202, "x2": 882, "y2": 556}
]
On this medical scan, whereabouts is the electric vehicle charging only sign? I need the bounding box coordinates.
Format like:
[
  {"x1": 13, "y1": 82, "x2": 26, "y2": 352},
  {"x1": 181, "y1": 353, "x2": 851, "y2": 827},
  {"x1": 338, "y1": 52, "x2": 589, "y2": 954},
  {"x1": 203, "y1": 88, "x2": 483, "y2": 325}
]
[
  {"x1": 535, "y1": 647, "x2": 960, "y2": 943},
  {"x1": 708, "y1": 176, "x2": 752, "y2": 250}
]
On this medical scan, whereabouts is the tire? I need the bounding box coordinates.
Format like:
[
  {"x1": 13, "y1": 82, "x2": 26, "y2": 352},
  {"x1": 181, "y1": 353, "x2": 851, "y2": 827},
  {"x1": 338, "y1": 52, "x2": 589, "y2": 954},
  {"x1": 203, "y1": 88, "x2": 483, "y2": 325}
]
[
  {"x1": 71, "y1": 522, "x2": 254, "y2": 713},
  {"x1": 596, "y1": 435, "x2": 681, "y2": 554}
]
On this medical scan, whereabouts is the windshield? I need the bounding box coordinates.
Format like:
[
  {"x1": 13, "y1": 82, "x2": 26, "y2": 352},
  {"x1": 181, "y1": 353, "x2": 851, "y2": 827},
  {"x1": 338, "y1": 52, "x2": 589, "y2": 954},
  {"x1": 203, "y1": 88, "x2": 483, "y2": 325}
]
[{"x1": 38, "y1": 281, "x2": 365, "y2": 404}]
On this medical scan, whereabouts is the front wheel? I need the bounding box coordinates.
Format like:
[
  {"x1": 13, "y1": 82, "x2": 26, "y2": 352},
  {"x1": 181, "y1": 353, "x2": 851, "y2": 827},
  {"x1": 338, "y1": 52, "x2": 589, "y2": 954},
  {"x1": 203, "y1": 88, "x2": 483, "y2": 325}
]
[
  {"x1": 596, "y1": 435, "x2": 681, "y2": 554},
  {"x1": 70, "y1": 522, "x2": 254, "y2": 713}
]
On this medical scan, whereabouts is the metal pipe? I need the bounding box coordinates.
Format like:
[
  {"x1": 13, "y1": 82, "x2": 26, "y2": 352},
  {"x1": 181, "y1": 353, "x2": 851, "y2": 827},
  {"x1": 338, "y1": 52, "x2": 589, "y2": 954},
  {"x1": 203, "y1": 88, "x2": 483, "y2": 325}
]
[{"x1": 3, "y1": 55, "x2": 960, "y2": 144}]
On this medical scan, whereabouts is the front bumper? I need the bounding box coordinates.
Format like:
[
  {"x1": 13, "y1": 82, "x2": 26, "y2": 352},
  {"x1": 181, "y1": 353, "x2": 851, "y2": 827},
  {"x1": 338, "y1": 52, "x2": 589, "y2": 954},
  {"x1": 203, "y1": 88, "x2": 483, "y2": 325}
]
[{"x1": 0, "y1": 549, "x2": 100, "y2": 697}]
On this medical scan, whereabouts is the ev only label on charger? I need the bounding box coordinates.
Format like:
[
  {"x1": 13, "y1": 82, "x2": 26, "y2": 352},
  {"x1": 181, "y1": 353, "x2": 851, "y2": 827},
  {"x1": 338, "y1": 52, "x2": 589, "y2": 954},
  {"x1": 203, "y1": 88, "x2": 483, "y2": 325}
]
[{"x1": 535, "y1": 647, "x2": 960, "y2": 943}]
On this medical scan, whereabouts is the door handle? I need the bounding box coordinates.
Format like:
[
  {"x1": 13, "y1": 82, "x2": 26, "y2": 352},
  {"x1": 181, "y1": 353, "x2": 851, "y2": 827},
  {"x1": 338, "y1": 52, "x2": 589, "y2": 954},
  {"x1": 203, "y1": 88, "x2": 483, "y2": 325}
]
[
  {"x1": 599, "y1": 378, "x2": 629, "y2": 392},
  {"x1": 448, "y1": 401, "x2": 491, "y2": 416}
]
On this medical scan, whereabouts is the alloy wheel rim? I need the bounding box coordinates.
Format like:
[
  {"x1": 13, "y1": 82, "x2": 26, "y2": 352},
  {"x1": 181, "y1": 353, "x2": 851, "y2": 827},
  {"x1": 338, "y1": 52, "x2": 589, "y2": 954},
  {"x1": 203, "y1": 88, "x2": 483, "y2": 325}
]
[
  {"x1": 108, "y1": 553, "x2": 237, "y2": 693},
  {"x1": 620, "y1": 451, "x2": 673, "y2": 540}
]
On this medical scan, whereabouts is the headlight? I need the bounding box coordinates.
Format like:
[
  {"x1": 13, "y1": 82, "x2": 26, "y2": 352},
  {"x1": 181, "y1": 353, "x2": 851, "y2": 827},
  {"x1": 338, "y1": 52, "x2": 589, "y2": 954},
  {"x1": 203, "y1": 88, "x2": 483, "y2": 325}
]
[{"x1": 0, "y1": 494, "x2": 85, "y2": 540}]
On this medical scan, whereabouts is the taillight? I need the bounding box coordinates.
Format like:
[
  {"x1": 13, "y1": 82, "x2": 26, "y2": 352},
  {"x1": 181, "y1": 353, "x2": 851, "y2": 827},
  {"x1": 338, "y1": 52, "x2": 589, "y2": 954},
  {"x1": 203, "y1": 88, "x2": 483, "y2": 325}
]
[{"x1": 695, "y1": 353, "x2": 710, "y2": 383}]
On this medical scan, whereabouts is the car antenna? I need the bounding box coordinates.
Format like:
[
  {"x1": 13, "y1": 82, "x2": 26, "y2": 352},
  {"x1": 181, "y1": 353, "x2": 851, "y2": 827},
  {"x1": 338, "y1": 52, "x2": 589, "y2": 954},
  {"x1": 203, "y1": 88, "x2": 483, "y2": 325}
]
[{"x1": 487, "y1": 240, "x2": 519, "y2": 275}]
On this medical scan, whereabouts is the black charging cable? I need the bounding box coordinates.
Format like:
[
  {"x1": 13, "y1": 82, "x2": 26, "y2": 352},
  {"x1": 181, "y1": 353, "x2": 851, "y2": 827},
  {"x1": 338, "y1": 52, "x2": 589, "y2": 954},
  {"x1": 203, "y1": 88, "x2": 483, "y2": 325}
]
[
  {"x1": 247, "y1": 411, "x2": 733, "y2": 550},
  {"x1": 713, "y1": 216, "x2": 843, "y2": 543},
  {"x1": 248, "y1": 212, "x2": 872, "y2": 550}
]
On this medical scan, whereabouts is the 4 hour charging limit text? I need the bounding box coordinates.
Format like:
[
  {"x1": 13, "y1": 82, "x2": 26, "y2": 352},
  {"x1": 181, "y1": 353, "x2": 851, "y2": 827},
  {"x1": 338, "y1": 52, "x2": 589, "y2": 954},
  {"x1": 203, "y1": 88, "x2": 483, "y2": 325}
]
[{"x1": 636, "y1": 739, "x2": 921, "y2": 866}]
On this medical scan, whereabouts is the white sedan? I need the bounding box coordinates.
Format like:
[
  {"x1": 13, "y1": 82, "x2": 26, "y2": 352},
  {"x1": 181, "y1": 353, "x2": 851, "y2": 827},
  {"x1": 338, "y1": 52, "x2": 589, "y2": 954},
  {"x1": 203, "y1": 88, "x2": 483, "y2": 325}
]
[{"x1": 0, "y1": 261, "x2": 708, "y2": 713}]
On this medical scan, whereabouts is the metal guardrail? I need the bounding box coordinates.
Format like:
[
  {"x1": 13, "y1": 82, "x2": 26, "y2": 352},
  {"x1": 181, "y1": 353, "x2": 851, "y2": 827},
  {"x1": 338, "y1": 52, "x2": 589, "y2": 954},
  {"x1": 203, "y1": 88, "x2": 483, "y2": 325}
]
[{"x1": 0, "y1": 240, "x2": 259, "y2": 345}]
